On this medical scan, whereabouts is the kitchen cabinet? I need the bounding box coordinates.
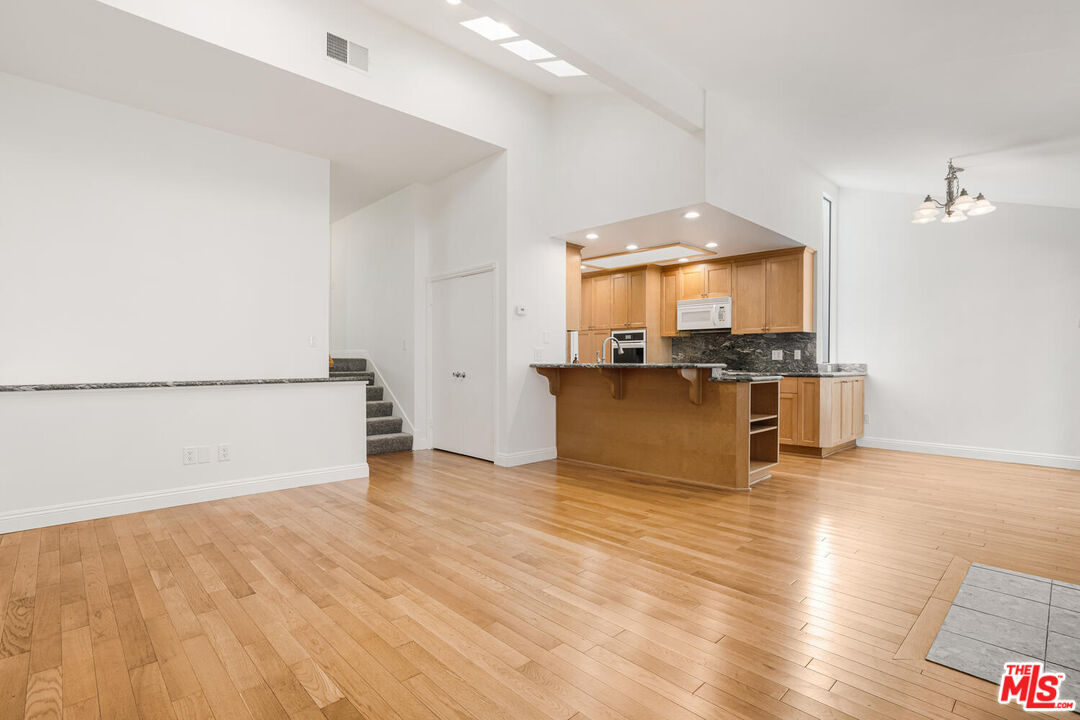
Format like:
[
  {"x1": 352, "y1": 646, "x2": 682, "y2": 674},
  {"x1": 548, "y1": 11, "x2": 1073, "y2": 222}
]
[
  {"x1": 591, "y1": 274, "x2": 613, "y2": 329},
  {"x1": 733, "y1": 249, "x2": 813, "y2": 334},
  {"x1": 661, "y1": 269, "x2": 679, "y2": 337},
  {"x1": 577, "y1": 329, "x2": 608, "y2": 364},
  {"x1": 566, "y1": 244, "x2": 582, "y2": 331},
  {"x1": 678, "y1": 262, "x2": 731, "y2": 301},
  {"x1": 733, "y1": 259, "x2": 767, "y2": 334},
  {"x1": 610, "y1": 269, "x2": 646, "y2": 328},
  {"x1": 779, "y1": 376, "x2": 864, "y2": 457},
  {"x1": 581, "y1": 275, "x2": 595, "y2": 329}
]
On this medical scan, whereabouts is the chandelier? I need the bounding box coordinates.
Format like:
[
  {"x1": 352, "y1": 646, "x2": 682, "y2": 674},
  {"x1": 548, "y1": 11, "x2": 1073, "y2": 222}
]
[{"x1": 912, "y1": 160, "x2": 996, "y2": 224}]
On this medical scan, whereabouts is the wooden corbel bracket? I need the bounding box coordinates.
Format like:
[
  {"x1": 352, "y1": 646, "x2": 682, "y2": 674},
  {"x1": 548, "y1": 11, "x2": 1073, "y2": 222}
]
[
  {"x1": 534, "y1": 367, "x2": 560, "y2": 396},
  {"x1": 597, "y1": 367, "x2": 624, "y2": 399},
  {"x1": 678, "y1": 368, "x2": 704, "y2": 405}
]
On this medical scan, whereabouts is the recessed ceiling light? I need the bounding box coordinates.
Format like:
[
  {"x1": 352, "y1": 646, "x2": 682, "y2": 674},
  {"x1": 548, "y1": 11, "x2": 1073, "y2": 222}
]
[
  {"x1": 678, "y1": 257, "x2": 689, "y2": 263},
  {"x1": 460, "y1": 17, "x2": 517, "y2": 41},
  {"x1": 625, "y1": 244, "x2": 638, "y2": 250},
  {"x1": 446, "y1": 0, "x2": 461, "y2": 5},
  {"x1": 683, "y1": 210, "x2": 701, "y2": 220},
  {"x1": 536, "y1": 60, "x2": 587, "y2": 77},
  {"x1": 585, "y1": 232, "x2": 599, "y2": 240},
  {"x1": 500, "y1": 39, "x2": 554, "y2": 61},
  {"x1": 705, "y1": 242, "x2": 718, "y2": 249}
]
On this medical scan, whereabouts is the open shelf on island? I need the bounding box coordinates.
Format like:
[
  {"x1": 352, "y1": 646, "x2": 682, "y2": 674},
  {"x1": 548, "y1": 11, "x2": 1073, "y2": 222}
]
[{"x1": 748, "y1": 381, "x2": 780, "y2": 485}]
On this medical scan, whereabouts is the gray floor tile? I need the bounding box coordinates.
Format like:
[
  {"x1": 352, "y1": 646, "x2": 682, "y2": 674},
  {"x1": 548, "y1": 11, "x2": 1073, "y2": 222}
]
[
  {"x1": 953, "y1": 584, "x2": 1049, "y2": 628},
  {"x1": 965, "y1": 565, "x2": 1053, "y2": 603},
  {"x1": 1049, "y1": 632, "x2": 1080, "y2": 671},
  {"x1": 1055, "y1": 585, "x2": 1080, "y2": 612},
  {"x1": 1053, "y1": 607, "x2": 1080, "y2": 640},
  {"x1": 941, "y1": 605, "x2": 1048, "y2": 656},
  {"x1": 1056, "y1": 579, "x2": 1080, "y2": 592},
  {"x1": 1045, "y1": 664, "x2": 1080, "y2": 714},
  {"x1": 927, "y1": 629, "x2": 1040, "y2": 685},
  {"x1": 972, "y1": 563, "x2": 1051, "y2": 582}
]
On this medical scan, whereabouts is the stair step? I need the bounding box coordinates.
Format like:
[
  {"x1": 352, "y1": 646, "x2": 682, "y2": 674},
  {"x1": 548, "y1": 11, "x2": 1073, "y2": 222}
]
[
  {"x1": 331, "y1": 371, "x2": 374, "y2": 382},
  {"x1": 367, "y1": 432, "x2": 413, "y2": 456},
  {"x1": 366, "y1": 400, "x2": 393, "y2": 418},
  {"x1": 367, "y1": 416, "x2": 402, "y2": 435},
  {"x1": 331, "y1": 358, "x2": 367, "y2": 372},
  {"x1": 366, "y1": 385, "x2": 383, "y2": 401}
]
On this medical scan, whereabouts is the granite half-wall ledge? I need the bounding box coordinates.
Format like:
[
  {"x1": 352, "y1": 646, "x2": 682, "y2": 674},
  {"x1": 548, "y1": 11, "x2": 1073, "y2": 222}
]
[{"x1": 0, "y1": 377, "x2": 369, "y2": 393}]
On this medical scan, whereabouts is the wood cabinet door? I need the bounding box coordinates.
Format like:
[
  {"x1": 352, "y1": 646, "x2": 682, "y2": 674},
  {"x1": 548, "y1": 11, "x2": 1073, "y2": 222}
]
[
  {"x1": 840, "y1": 380, "x2": 854, "y2": 442},
  {"x1": 765, "y1": 253, "x2": 804, "y2": 333},
  {"x1": 661, "y1": 270, "x2": 679, "y2": 337},
  {"x1": 592, "y1": 275, "x2": 613, "y2": 330},
  {"x1": 611, "y1": 272, "x2": 629, "y2": 328},
  {"x1": 581, "y1": 276, "x2": 594, "y2": 329},
  {"x1": 827, "y1": 379, "x2": 843, "y2": 447},
  {"x1": 798, "y1": 378, "x2": 820, "y2": 446},
  {"x1": 778, "y1": 392, "x2": 798, "y2": 445},
  {"x1": 852, "y1": 378, "x2": 864, "y2": 439},
  {"x1": 705, "y1": 263, "x2": 732, "y2": 297},
  {"x1": 566, "y1": 244, "x2": 581, "y2": 331},
  {"x1": 733, "y1": 259, "x2": 766, "y2": 334},
  {"x1": 679, "y1": 264, "x2": 706, "y2": 300},
  {"x1": 627, "y1": 270, "x2": 647, "y2": 327}
]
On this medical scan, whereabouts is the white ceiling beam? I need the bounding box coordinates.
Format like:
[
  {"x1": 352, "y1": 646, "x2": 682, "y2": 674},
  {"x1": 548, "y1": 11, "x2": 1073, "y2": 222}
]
[{"x1": 466, "y1": 0, "x2": 704, "y2": 133}]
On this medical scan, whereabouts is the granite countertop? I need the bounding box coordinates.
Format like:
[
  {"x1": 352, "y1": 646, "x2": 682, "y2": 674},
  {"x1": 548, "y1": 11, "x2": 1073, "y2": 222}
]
[
  {"x1": 531, "y1": 362, "x2": 727, "y2": 369},
  {"x1": 780, "y1": 370, "x2": 867, "y2": 377},
  {"x1": 0, "y1": 376, "x2": 369, "y2": 393},
  {"x1": 709, "y1": 370, "x2": 783, "y2": 383}
]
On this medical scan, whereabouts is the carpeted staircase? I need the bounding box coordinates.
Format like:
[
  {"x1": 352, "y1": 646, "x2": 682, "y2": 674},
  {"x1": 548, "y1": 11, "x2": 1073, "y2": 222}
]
[{"x1": 331, "y1": 358, "x2": 413, "y2": 456}]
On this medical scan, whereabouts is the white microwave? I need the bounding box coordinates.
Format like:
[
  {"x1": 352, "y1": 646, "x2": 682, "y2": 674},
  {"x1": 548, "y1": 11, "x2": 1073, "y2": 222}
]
[{"x1": 677, "y1": 296, "x2": 732, "y2": 331}]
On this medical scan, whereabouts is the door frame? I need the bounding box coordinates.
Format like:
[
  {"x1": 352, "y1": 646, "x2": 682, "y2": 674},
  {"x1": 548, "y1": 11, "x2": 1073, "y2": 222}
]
[{"x1": 425, "y1": 263, "x2": 500, "y2": 462}]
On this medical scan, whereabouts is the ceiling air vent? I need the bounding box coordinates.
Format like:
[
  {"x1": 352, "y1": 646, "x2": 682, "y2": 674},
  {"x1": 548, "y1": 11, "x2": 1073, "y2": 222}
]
[{"x1": 326, "y1": 32, "x2": 369, "y2": 72}]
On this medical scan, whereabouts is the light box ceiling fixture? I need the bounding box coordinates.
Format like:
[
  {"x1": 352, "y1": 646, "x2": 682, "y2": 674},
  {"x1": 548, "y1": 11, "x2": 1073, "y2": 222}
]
[
  {"x1": 913, "y1": 160, "x2": 996, "y2": 224},
  {"x1": 500, "y1": 39, "x2": 554, "y2": 61},
  {"x1": 460, "y1": 16, "x2": 517, "y2": 41},
  {"x1": 582, "y1": 243, "x2": 715, "y2": 271},
  {"x1": 537, "y1": 59, "x2": 586, "y2": 77}
]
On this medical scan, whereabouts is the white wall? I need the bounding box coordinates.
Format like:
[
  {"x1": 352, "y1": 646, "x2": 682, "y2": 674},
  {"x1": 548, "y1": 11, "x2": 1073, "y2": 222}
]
[
  {"x1": 0, "y1": 74, "x2": 369, "y2": 531},
  {"x1": 0, "y1": 383, "x2": 368, "y2": 532},
  {"x1": 705, "y1": 92, "x2": 838, "y2": 251},
  {"x1": 837, "y1": 188, "x2": 1080, "y2": 468},
  {"x1": 0, "y1": 72, "x2": 331, "y2": 384},
  {"x1": 549, "y1": 92, "x2": 705, "y2": 235}
]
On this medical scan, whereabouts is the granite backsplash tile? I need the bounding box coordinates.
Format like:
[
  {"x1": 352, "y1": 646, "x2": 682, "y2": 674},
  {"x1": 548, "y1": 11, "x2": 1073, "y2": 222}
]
[{"x1": 671, "y1": 332, "x2": 818, "y2": 372}]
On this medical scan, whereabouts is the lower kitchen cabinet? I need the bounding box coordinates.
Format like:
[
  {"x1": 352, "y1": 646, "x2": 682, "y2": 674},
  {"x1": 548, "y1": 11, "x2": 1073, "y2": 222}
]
[{"x1": 779, "y1": 376, "x2": 865, "y2": 457}]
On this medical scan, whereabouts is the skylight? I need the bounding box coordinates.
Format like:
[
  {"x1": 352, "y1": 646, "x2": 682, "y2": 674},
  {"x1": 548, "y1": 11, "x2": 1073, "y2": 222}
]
[
  {"x1": 536, "y1": 59, "x2": 587, "y2": 78},
  {"x1": 500, "y1": 39, "x2": 555, "y2": 61},
  {"x1": 460, "y1": 17, "x2": 517, "y2": 41}
]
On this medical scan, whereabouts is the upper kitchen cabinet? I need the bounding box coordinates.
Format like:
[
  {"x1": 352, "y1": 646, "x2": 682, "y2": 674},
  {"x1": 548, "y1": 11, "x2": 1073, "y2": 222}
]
[
  {"x1": 587, "y1": 274, "x2": 613, "y2": 329},
  {"x1": 566, "y1": 243, "x2": 582, "y2": 332},
  {"x1": 677, "y1": 262, "x2": 732, "y2": 300},
  {"x1": 733, "y1": 248, "x2": 814, "y2": 334},
  {"x1": 583, "y1": 269, "x2": 646, "y2": 330},
  {"x1": 661, "y1": 269, "x2": 680, "y2": 337}
]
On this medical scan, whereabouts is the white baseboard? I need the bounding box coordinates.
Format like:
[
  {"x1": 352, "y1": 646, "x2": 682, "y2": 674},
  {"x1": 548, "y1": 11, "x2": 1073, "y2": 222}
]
[
  {"x1": 859, "y1": 437, "x2": 1080, "y2": 471},
  {"x1": 0, "y1": 463, "x2": 369, "y2": 534},
  {"x1": 495, "y1": 447, "x2": 557, "y2": 467},
  {"x1": 330, "y1": 348, "x2": 368, "y2": 359}
]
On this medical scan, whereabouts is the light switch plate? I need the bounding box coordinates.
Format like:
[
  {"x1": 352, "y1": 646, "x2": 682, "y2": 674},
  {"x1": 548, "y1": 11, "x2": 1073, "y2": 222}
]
[
  {"x1": 794, "y1": 349, "x2": 801, "y2": 360},
  {"x1": 197, "y1": 446, "x2": 211, "y2": 464},
  {"x1": 771, "y1": 350, "x2": 783, "y2": 360},
  {"x1": 182, "y1": 447, "x2": 197, "y2": 465}
]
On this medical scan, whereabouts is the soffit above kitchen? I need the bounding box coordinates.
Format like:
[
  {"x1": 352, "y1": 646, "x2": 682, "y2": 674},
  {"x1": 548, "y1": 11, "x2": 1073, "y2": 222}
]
[{"x1": 563, "y1": 204, "x2": 800, "y2": 267}]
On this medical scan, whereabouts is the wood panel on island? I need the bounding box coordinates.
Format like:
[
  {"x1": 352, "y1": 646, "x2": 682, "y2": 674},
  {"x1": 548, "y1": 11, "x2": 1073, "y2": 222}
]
[{"x1": 533, "y1": 364, "x2": 780, "y2": 490}]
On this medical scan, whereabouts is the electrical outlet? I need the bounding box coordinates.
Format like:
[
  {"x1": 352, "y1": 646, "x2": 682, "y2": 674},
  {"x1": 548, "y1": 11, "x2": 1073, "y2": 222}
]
[
  {"x1": 182, "y1": 447, "x2": 197, "y2": 465},
  {"x1": 794, "y1": 349, "x2": 801, "y2": 360},
  {"x1": 218, "y1": 443, "x2": 231, "y2": 462},
  {"x1": 197, "y1": 446, "x2": 211, "y2": 464},
  {"x1": 864, "y1": 414, "x2": 870, "y2": 425},
  {"x1": 533, "y1": 347, "x2": 544, "y2": 361},
  {"x1": 542, "y1": 330, "x2": 550, "y2": 344},
  {"x1": 771, "y1": 350, "x2": 783, "y2": 361}
]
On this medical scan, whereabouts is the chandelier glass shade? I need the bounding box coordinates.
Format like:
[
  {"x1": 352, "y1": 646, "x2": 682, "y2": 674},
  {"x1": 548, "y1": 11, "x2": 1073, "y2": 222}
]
[{"x1": 912, "y1": 161, "x2": 995, "y2": 224}]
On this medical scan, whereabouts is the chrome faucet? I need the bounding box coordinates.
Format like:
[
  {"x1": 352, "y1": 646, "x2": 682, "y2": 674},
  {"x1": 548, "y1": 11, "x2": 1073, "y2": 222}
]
[{"x1": 599, "y1": 336, "x2": 623, "y2": 363}]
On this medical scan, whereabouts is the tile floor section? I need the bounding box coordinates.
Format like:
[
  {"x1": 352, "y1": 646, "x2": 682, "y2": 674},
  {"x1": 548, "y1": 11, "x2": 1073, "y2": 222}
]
[{"x1": 927, "y1": 563, "x2": 1080, "y2": 712}]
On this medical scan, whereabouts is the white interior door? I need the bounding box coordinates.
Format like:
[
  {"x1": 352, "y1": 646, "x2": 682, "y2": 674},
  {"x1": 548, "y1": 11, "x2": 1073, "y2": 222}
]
[{"x1": 430, "y1": 270, "x2": 495, "y2": 461}]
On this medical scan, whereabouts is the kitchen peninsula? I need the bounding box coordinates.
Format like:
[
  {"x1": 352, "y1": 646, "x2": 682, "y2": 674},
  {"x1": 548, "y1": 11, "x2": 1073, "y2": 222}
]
[{"x1": 532, "y1": 363, "x2": 781, "y2": 489}]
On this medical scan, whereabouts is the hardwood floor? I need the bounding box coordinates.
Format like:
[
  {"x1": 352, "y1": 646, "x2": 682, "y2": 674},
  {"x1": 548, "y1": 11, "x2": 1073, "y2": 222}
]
[{"x1": 1, "y1": 447, "x2": 1078, "y2": 719}]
